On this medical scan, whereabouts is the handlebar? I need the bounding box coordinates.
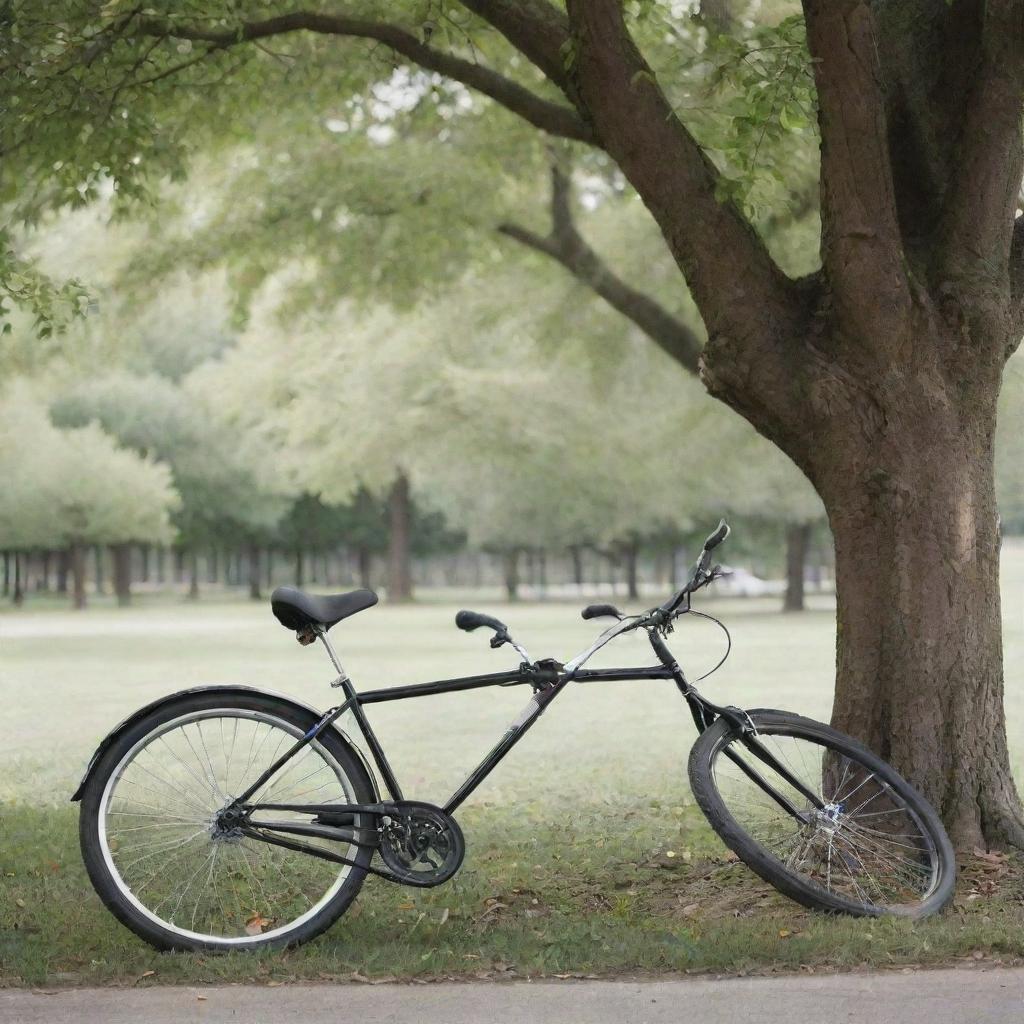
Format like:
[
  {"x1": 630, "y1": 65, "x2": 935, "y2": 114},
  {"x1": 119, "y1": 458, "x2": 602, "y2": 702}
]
[
  {"x1": 581, "y1": 603, "x2": 622, "y2": 621},
  {"x1": 458, "y1": 521, "x2": 731, "y2": 676},
  {"x1": 455, "y1": 610, "x2": 508, "y2": 635},
  {"x1": 704, "y1": 520, "x2": 730, "y2": 551},
  {"x1": 658, "y1": 518, "x2": 730, "y2": 616}
]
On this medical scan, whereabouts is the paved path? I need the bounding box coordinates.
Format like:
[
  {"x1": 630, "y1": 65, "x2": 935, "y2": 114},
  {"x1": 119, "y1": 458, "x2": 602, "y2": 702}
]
[{"x1": 3, "y1": 968, "x2": 1023, "y2": 1024}]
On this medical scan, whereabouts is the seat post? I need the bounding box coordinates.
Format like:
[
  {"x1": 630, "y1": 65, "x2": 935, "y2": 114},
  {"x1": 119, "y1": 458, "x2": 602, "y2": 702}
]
[{"x1": 314, "y1": 626, "x2": 351, "y2": 689}]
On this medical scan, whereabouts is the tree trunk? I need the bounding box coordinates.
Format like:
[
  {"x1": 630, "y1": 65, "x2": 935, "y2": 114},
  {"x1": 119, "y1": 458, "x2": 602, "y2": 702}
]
[
  {"x1": 156, "y1": 546, "x2": 166, "y2": 585},
  {"x1": 569, "y1": 545, "x2": 584, "y2": 587},
  {"x1": 56, "y1": 549, "x2": 69, "y2": 594},
  {"x1": 623, "y1": 539, "x2": 640, "y2": 601},
  {"x1": 503, "y1": 549, "x2": 520, "y2": 601},
  {"x1": 2, "y1": 551, "x2": 9, "y2": 597},
  {"x1": 70, "y1": 542, "x2": 87, "y2": 610},
  {"x1": 39, "y1": 551, "x2": 51, "y2": 591},
  {"x1": 111, "y1": 543, "x2": 132, "y2": 607},
  {"x1": 247, "y1": 543, "x2": 262, "y2": 601},
  {"x1": 387, "y1": 472, "x2": 413, "y2": 602},
  {"x1": 188, "y1": 551, "x2": 201, "y2": 601},
  {"x1": 94, "y1": 544, "x2": 106, "y2": 595},
  {"x1": 12, "y1": 552, "x2": 24, "y2": 606},
  {"x1": 809, "y1": 367, "x2": 1023, "y2": 850},
  {"x1": 139, "y1": 544, "x2": 150, "y2": 584},
  {"x1": 295, "y1": 549, "x2": 304, "y2": 588},
  {"x1": 356, "y1": 545, "x2": 372, "y2": 590},
  {"x1": 783, "y1": 523, "x2": 811, "y2": 612}
]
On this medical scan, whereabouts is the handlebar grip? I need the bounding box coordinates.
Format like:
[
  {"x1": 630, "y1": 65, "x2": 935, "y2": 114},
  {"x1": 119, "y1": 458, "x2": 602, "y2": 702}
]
[
  {"x1": 455, "y1": 609, "x2": 508, "y2": 634},
  {"x1": 581, "y1": 604, "x2": 622, "y2": 621},
  {"x1": 704, "y1": 519, "x2": 730, "y2": 551}
]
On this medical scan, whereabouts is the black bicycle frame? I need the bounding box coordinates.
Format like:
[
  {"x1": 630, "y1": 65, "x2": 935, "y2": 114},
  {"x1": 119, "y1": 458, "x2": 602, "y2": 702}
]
[{"x1": 234, "y1": 623, "x2": 821, "y2": 841}]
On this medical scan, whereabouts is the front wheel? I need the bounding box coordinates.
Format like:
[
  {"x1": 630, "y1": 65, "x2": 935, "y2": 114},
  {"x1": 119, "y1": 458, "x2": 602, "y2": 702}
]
[
  {"x1": 688, "y1": 709, "x2": 956, "y2": 918},
  {"x1": 79, "y1": 691, "x2": 376, "y2": 951}
]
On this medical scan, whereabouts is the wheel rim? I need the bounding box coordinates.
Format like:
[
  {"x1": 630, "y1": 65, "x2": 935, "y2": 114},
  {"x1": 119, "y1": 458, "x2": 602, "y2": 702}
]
[
  {"x1": 710, "y1": 724, "x2": 942, "y2": 912},
  {"x1": 98, "y1": 709, "x2": 359, "y2": 945}
]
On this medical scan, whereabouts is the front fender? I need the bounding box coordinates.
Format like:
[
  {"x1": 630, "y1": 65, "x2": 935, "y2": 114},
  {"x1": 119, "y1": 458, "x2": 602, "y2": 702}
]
[{"x1": 70, "y1": 684, "x2": 379, "y2": 802}]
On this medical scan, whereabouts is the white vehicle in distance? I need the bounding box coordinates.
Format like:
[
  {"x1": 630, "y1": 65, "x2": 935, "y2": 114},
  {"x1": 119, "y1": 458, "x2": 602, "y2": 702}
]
[{"x1": 713, "y1": 566, "x2": 784, "y2": 597}]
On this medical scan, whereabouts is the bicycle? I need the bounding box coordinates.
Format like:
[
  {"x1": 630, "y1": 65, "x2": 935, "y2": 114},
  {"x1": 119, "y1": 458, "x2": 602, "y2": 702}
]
[{"x1": 74, "y1": 521, "x2": 956, "y2": 951}]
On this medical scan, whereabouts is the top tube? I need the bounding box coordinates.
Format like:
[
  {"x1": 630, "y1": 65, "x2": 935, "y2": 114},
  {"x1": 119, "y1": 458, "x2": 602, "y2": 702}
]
[{"x1": 563, "y1": 617, "x2": 640, "y2": 674}]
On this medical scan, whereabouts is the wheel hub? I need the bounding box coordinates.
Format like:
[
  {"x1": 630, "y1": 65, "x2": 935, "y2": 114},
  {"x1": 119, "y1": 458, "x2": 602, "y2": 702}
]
[{"x1": 210, "y1": 803, "x2": 248, "y2": 843}]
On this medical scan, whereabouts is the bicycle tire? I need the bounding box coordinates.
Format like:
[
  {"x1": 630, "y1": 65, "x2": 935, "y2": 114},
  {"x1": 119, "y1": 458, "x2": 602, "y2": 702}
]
[
  {"x1": 688, "y1": 708, "x2": 956, "y2": 918},
  {"x1": 79, "y1": 690, "x2": 376, "y2": 951}
]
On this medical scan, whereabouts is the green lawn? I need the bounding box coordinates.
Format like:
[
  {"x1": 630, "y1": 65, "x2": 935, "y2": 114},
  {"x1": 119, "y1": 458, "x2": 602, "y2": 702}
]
[{"x1": 3, "y1": 545, "x2": 1024, "y2": 985}]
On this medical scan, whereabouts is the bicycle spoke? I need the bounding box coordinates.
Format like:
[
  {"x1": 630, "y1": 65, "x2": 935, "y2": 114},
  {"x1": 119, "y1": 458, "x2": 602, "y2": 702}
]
[
  {"x1": 100, "y1": 708, "x2": 360, "y2": 943},
  {"x1": 709, "y1": 724, "x2": 941, "y2": 912}
]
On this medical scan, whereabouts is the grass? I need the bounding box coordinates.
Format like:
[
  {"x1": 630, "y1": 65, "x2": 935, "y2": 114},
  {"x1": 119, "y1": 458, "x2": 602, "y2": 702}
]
[{"x1": 3, "y1": 544, "x2": 1024, "y2": 985}]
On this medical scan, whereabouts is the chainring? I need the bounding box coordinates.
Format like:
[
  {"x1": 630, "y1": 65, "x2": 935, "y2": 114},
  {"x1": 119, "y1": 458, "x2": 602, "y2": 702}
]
[{"x1": 377, "y1": 801, "x2": 465, "y2": 887}]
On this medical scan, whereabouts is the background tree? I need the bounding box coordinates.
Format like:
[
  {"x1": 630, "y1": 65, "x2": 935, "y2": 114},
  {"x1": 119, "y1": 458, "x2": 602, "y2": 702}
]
[
  {"x1": 0, "y1": 387, "x2": 179, "y2": 607},
  {"x1": 51, "y1": 369, "x2": 289, "y2": 601}
]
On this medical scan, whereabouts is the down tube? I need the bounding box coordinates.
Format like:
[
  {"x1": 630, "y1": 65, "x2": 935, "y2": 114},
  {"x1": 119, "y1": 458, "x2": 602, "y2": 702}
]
[{"x1": 443, "y1": 682, "x2": 565, "y2": 814}]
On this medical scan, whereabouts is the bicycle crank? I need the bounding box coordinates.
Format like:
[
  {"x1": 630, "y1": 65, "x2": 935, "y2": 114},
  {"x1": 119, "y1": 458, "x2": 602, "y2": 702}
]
[{"x1": 377, "y1": 801, "x2": 465, "y2": 887}]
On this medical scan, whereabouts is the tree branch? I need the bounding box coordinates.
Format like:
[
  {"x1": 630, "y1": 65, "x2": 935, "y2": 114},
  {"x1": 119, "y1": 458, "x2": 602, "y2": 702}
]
[
  {"x1": 562, "y1": 0, "x2": 795, "y2": 351},
  {"x1": 135, "y1": 12, "x2": 595, "y2": 143},
  {"x1": 802, "y1": 0, "x2": 911, "y2": 343},
  {"x1": 559, "y1": 0, "x2": 811, "y2": 448},
  {"x1": 458, "y1": 0, "x2": 574, "y2": 94},
  {"x1": 936, "y1": 1, "x2": 1024, "y2": 300},
  {"x1": 498, "y1": 166, "x2": 702, "y2": 373}
]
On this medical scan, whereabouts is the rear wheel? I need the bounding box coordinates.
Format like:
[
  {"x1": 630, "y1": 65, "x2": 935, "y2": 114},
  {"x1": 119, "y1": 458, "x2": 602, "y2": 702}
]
[
  {"x1": 79, "y1": 691, "x2": 376, "y2": 951},
  {"x1": 688, "y1": 709, "x2": 956, "y2": 918}
]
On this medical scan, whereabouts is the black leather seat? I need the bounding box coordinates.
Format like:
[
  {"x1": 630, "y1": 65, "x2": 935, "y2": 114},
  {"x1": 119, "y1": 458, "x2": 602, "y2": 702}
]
[{"x1": 271, "y1": 586, "x2": 378, "y2": 632}]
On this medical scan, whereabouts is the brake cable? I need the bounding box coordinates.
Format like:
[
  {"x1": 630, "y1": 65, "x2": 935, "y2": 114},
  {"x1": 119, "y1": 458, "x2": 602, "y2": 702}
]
[{"x1": 683, "y1": 608, "x2": 733, "y2": 683}]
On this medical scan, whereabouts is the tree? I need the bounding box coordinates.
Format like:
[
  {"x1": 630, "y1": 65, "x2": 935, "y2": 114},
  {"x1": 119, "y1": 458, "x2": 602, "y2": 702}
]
[
  {"x1": 0, "y1": 387, "x2": 179, "y2": 607},
  {"x1": 51, "y1": 369, "x2": 289, "y2": 599},
  {"x1": 8, "y1": 1, "x2": 1024, "y2": 845}
]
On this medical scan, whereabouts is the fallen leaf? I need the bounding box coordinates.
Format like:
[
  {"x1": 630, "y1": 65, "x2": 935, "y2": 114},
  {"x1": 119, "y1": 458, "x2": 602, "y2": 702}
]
[
  {"x1": 245, "y1": 914, "x2": 272, "y2": 936},
  {"x1": 439, "y1": 908, "x2": 449, "y2": 925}
]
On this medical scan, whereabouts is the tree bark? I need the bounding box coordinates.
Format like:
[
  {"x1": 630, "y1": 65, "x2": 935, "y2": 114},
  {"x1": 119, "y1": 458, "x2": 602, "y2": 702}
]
[
  {"x1": 70, "y1": 542, "x2": 87, "y2": 610},
  {"x1": 387, "y1": 472, "x2": 413, "y2": 602},
  {"x1": 503, "y1": 548, "x2": 520, "y2": 601},
  {"x1": 783, "y1": 523, "x2": 811, "y2": 612},
  {"x1": 805, "y1": 339, "x2": 1022, "y2": 850},
  {"x1": 247, "y1": 543, "x2": 262, "y2": 601},
  {"x1": 111, "y1": 543, "x2": 132, "y2": 607}
]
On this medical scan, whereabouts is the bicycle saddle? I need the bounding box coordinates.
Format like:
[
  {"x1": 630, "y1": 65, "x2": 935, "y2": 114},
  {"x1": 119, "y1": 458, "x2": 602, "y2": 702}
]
[{"x1": 270, "y1": 586, "x2": 378, "y2": 632}]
